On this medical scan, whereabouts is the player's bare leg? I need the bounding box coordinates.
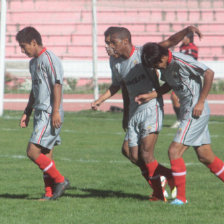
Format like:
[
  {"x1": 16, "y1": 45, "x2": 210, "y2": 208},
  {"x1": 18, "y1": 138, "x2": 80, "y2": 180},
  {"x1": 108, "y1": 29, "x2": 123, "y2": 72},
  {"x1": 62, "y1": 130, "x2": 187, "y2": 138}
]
[{"x1": 195, "y1": 144, "x2": 224, "y2": 181}]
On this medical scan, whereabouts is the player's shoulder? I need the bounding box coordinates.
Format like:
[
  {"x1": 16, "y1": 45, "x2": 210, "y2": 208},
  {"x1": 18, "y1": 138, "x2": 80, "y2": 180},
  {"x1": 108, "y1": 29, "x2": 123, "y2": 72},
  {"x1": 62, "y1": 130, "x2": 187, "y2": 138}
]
[
  {"x1": 41, "y1": 49, "x2": 62, "y2": 66},
  {"x1": 172, "y1": 52, "x2": 195, "y2": 62}
]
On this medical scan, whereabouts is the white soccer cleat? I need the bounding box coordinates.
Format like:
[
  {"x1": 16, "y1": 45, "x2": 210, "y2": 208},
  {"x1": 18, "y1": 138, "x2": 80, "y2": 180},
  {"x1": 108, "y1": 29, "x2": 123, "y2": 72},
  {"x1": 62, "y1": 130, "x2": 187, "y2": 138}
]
[
  {"x1": 170, "y1": 120, "x2": 181, "y2": 129},
  {"x1": 160, "y1": 176, "x2": 169, "y2": 198},
  {"x1": 171, "y1": 186, "x2": 177, "y2": 199}
]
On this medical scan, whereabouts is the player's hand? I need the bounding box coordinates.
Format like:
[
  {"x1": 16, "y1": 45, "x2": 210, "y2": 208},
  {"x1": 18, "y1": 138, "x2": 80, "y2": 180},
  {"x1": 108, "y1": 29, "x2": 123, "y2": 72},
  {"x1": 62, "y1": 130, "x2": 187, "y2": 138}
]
[
  {"x1": 20, "y1": 114, "x2": 29, "y2": 128},
  {"x1": 188, "y1": 26, "x2": 202, "y2": 40},
  {"x1": 135, "y1": 92, "x2": 155, "y2": 105},
  {"x1": 52, "y1": 111, "x2": 61, "y2": 129},
  {"x1": 192, "y1": 101, "x2": 204, "y2": 118},
  {"x1": 91, "y1": 101, "x2": 100, "y2": 111}
]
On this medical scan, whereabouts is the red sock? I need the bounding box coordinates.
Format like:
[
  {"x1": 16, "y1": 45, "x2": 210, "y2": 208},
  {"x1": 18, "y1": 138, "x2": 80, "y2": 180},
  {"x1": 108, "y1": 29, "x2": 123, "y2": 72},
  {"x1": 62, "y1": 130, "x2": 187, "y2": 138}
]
[
  {"x1": 146, "y1": 160, "x2": 164, "y2": 200},
  {"x1": 170, "y1": 158, "x2": 187, "y2": 202},
  {"x1": 207, "y1": 156, "x2": 224, "y2": 181},
  {"x1": 35, "y1": 154, "x2": 64, "y2": 183},
  {"x1": 43, "y1": 160, "x2": 56, "y2": 197},
  {"x1": 43, "y1": 174, "x2": 54, "y2": 197}
]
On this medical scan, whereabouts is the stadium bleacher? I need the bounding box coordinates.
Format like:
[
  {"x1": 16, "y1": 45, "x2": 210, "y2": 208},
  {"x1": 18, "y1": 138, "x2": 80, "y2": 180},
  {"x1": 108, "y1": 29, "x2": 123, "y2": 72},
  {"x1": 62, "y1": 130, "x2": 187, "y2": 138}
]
[
  {"x1": 4, "y1": 0, "x2": 224, "y2": 61},
  {"x1": 2, "y1": 0, "x2": 224, "y2": 82}
]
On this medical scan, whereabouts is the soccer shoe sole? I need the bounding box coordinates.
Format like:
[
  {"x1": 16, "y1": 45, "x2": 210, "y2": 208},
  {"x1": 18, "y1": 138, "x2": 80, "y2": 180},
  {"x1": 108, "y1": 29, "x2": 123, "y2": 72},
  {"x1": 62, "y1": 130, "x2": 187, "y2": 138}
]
[
  {"x1": 38, "y1": 196, "x2": 52, "y2": 201},
  {"x1": 170, "y1": 198, "x2": 188, "y2": 205}
]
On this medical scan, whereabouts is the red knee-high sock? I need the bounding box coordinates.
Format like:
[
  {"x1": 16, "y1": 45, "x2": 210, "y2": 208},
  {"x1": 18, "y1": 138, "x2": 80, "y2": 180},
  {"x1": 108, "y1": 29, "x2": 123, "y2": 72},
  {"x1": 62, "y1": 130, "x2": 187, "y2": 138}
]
[
  {"x1": 145, "y1": 160, "x2": 164, "y2": 199},
  {"x1": 207, "y1": 156, "x2": 224, "y2": 181},
  {"x1": 43, "y1": 160, "x2": 56, "y2": 197},
  {"x1": 170, "y1": 158, "x2": 187, "y2": 202},
  {"x1": 139, "y1": 165, "x2": 153, "y2": 189},
  {"x1": 35, "y1": 154, "x2": 64, "y2": 183}
]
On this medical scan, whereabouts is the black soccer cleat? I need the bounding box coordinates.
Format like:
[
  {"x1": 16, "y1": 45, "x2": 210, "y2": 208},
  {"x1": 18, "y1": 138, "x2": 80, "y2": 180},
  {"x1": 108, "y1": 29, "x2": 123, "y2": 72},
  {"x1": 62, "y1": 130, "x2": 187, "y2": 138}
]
[{"x1": 51, "y1": 178, "x2": 70, "y2": 200}]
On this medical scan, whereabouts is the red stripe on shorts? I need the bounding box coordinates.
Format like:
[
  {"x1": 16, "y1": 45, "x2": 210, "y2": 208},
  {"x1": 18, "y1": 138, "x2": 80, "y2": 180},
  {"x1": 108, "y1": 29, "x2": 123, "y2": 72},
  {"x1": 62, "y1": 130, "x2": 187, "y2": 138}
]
[
  {"x1": 180, "y1": 119, "x2": 191, "y2": 143},
  {"x1": 38, "y1": 126, "x2": 47, "y2": 144}
]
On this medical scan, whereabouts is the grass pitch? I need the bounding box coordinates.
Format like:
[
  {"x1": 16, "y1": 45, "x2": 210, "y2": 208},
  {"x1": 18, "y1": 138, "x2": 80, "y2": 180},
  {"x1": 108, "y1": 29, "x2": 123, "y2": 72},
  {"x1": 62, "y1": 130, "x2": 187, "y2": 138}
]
[{"x1": 0, "y1": 110, "x2": 224, "y2": 224}]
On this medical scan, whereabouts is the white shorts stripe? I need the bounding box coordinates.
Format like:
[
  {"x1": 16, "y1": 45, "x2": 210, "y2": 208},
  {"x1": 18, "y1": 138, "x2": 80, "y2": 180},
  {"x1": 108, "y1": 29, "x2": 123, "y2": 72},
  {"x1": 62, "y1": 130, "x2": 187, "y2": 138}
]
[
  {"x1": 43, "y1": 162, "x2": 53, "y2": 172},
  {"x1": 172, "y1": 171, "x2": 187, "y2": 177},
  {"x1": 216, "y1": 165, "x2": 224, "y2": 176}
]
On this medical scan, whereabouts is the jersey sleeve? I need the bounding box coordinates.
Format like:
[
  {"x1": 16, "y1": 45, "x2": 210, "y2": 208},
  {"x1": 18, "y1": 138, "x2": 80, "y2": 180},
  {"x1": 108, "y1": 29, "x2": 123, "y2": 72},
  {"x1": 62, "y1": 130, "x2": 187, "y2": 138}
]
[
  {"x1": 44, "y1": 52, "x2": 64, "y2": 85},
  {"x1": 110, "y1": 57, "x2": 121, "y2": 87},
  {"x1": 178, "y1": 56, "x2": 209, "y2": 79}
]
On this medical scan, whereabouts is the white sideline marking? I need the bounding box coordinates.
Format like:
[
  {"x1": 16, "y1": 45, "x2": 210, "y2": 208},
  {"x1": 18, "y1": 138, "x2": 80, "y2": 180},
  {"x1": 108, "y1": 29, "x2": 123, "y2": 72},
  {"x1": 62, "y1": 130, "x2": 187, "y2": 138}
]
[
  {"x1": 0, "y1": 154, "x2": 203, "y2": 167},
  {"x1": 4, "y1": 98, "x2": 224, "y2": 104}
]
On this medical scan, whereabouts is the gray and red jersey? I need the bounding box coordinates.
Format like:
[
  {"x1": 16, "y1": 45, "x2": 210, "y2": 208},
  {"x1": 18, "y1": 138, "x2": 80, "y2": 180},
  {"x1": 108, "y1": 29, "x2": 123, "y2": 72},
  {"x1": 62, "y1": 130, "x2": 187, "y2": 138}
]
[
  {"x1": 161, "y1": 51, "x2": 210, "y2": 120},
  {"x1": 110, "y1": 46, "x2": 163, "y2": 119},
  {"x1": 29, "y1": 47, "x2": 64, "y2": 113}
]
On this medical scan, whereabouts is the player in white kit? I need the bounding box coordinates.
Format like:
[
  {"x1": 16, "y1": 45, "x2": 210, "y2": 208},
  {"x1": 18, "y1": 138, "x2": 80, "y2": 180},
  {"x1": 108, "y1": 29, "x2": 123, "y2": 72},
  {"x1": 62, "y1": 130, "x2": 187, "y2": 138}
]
[
  {"x1": 16, "y1": 27, "x2": 69, "y2": 200},
  {"x1": 92, "y1": 26, "x2": 202, "y2": 201},
  {"x1": 136, "y1": 42, "x2": 224, "y2": 205}
]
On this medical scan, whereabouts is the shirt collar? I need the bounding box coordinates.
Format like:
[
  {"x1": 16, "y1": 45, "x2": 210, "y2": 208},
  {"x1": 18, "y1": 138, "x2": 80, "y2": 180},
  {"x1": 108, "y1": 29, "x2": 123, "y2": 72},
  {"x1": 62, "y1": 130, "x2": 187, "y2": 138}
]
[
  {"x1": 167, "y1": 50, "x2": 172, "y2": 64},
  {"x1": 128, "y1": 46, "x2": 135, "y2": 58}
]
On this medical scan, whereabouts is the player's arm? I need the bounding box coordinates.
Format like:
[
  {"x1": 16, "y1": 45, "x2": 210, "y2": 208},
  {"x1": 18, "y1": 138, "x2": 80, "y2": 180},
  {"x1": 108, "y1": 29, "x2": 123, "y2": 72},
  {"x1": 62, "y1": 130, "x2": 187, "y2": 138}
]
[
  {"x1": 159, "y1": 26, "x2": 202, "y2": 49},
  {"x1": 52, "y1": 82, "x2": 62, "y2": 129},
  {"x1": 20, "y1": 89, "x2": 34, "y2": 128},
  {"x1": 135, "y1": 82, "x2": 172, "y2": 105},
  {"x1": 193, "y1": 69, "x2": 214, "y2": 117},
  {"x1": 91, "y1": 84, "x2": 120, "y2": 110}
]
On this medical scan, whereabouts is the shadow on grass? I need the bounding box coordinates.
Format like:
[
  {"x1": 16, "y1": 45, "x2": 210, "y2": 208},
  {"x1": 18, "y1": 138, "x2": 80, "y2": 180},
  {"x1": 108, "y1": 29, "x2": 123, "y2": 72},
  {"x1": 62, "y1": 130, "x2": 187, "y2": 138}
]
[
  {"x1": 0, "y1": 193, "x2": 29, "y2": 199},
  {"x1": 63, "y1": 187, "x2": 149, "y2": 201}
]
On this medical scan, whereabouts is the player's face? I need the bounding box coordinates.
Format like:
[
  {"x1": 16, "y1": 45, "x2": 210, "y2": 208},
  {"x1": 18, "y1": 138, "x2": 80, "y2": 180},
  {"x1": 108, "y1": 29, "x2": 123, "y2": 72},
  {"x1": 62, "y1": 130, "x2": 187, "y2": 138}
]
[
  {"x1": 182, "y1": 36, "x2": 190, "y2": 45},
  {"x1": 109, "y1": 34, "x2": 126, "y2": 58},
  {"x1": 19, "y1": 40, "x2": 38, "y2": 58},
  {"x1": 105, "y1": 35, "x2": 119, "y2": 58}
]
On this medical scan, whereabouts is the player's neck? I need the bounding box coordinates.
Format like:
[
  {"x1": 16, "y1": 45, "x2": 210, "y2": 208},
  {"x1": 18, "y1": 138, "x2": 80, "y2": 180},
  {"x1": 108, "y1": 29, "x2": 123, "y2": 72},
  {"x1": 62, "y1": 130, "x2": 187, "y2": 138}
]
[
  {"x1": 36, "y1": 46, "x2": 45, "y2": 57},
  {"x1": 123, "y1": 44, "x2": 134, "y2": 59}
]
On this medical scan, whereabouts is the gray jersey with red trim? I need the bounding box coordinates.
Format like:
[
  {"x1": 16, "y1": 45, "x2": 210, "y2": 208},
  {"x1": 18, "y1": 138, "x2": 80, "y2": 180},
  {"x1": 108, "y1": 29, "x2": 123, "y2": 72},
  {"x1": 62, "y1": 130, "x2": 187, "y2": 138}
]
[
  {"x1": 29, "y1": 48, "x2": 64, "y2": 113},
  {"x1": 110, "y1": 46, "x2": 163, "y2": 118},
  {"x1": 161, "y1": 51, "x2": 210, "y2": 120}
]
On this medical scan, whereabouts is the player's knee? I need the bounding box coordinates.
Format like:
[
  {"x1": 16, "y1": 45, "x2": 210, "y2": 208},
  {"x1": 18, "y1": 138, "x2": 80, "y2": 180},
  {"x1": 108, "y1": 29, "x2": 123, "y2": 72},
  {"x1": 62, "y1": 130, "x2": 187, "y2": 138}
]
[
  {"x1": 121, "y1": 141, "x2": 130, "y2": 159},
  {"x1": 168, "y1": 147, "x2": 180, "y2": 160},
  {"x1": 26, "y1": 148, "x2": 33, "y2": 159},
  {"x1": 140, "y1": 150, "x2": 154, "y2": 163}
]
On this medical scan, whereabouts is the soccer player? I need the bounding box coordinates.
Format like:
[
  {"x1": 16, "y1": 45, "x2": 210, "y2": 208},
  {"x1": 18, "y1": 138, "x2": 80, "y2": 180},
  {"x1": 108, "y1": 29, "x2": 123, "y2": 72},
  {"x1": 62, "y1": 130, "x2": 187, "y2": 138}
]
[
  {"x1": 91, "y1": 26, "x2": 202, "y2": 201},
  {"x1": 170, "y1": 31, "x2": 199, "y2": 129},
  {"x1": 179, "y1": 31, "x2": 198, "y2": 60},
  {"x1": 136, "y1": 42, "x2": 224, "y2": 205},
  {"x1": 16, "y1": 27, "x2": 69, "y2": 200}
]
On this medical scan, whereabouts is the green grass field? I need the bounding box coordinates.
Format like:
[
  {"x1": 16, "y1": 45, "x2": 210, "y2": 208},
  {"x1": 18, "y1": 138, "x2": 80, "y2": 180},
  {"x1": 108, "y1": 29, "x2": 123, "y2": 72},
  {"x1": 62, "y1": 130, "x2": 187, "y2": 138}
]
[{"x1": 0, "y1": 110, "x2": 224, "y2": 224}]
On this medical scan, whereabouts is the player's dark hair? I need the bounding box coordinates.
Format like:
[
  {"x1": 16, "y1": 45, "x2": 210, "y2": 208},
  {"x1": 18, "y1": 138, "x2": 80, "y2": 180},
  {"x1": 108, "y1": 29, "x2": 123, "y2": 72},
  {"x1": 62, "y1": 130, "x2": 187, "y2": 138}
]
[
  {"x1": 186, "y1": 31, "x2": 194, "y2": 43},
  {"x1": 16, "y1": 26, "x2": 42, "y2": 45},
  {"x1": 141, "y1": 42, "x2": 168, "y2": 68},
  {"x1": 104, "y1": 26, "x2": 132, "y2": 43}
]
